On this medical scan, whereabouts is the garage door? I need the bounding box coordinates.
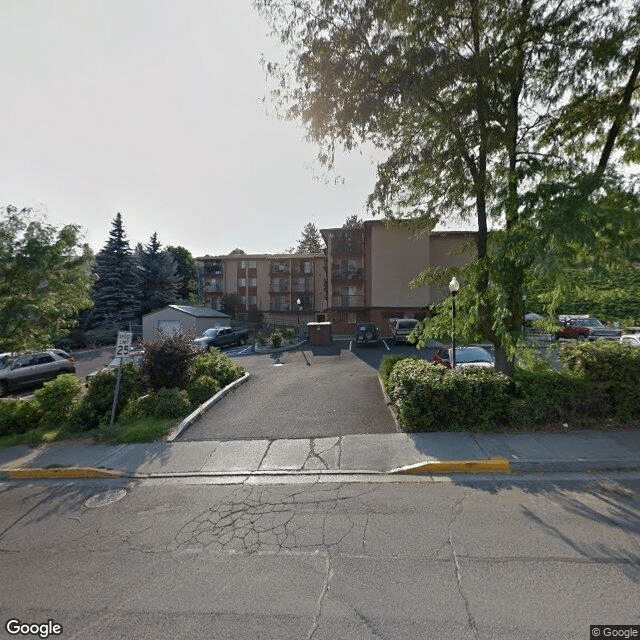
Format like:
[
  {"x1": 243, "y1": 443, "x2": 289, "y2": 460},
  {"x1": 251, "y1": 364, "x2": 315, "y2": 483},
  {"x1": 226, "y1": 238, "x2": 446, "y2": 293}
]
[{"x1": 158, "y1": 321, "x2": 181, "y2": 334}]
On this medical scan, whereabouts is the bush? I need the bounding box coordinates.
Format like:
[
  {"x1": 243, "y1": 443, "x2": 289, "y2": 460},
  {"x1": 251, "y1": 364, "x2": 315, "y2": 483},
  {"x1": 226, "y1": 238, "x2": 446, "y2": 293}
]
[
  {"x1": 34, "y1": 374, "x2": 84, "y2": 427},
  {"x1": 187, "y1": 350, "x2": 245, "y2": 389},
  {"x1": 558, "y1": 340, "x2": 640, "y2": 421},
  {"x1": 379, "y1": 354, "x2": 421, "y2": 393},
  {"x1": 68, "y1": 362, "x2": 143, "y2": 431},
  {"x1": 269, "y1": 330, "x2": 283, "y2": 348},
  {"x1": 124, "y1": 387, "x2": 193, "y2": 420},
  {"x1": 184, "y1": 374, "x2": 220, "y2": 406},
  {"x1": 284, "y1": 328, "x2": 296, "y2": 342},
  {"x1": 141, "y1": 329, "x2": 200, "y2": 391},
  {"x1": 0, "y1": 398, "x2": 42, "y2": 437},
  {"x1": 256, "y1": 332, "x2": 266, "y2": 347},
  {"x1": 388, "y1": 359, "x2": 513, "y2": 432}
]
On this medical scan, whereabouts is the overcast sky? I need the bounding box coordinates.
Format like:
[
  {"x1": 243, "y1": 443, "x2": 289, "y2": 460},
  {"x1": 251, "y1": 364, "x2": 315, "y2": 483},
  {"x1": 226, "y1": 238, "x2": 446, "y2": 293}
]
[{"x1": 0, "y1": 1, "x2": 386, "y2": 258}]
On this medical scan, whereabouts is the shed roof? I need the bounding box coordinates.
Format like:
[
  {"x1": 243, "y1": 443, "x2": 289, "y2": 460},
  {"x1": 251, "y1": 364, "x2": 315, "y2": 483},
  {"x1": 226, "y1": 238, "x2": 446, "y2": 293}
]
[{"x1": 144, "y1": 305, "x2": 231, "y2": 319}]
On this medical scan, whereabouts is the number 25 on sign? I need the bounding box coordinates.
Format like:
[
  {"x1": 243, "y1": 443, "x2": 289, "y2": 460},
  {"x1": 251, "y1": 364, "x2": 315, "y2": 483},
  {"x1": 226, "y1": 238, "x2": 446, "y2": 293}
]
[{"x1": 115, "y1": 331, "x2": 133, "y2": 358}]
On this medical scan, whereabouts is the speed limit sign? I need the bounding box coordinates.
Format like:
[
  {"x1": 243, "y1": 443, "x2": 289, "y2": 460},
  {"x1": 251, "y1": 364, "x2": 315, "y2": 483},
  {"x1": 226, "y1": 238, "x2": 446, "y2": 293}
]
[{"x1": 115, "y1": 331, "x2": 133, "y2": 358}]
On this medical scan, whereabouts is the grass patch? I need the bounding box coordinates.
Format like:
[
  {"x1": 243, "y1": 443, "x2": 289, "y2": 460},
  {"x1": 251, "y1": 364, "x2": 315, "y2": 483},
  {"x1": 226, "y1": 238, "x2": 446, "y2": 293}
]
[
  {"x1": 106, "y1": 417, "x2": 177, "y2": 444},
  {"x1": 0, "y1": 427, "x2": 64, "y2": 448}
]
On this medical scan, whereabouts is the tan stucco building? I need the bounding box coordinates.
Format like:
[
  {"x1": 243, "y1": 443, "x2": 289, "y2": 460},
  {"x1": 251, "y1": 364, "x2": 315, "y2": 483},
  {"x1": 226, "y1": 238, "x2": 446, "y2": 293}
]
[
  {"x1": 196, "y1": 253, "x2": 326, "y2": 325},
  {"x1": 322, "y1": 221, "x2": 475, "y2": 333},
  {"x1": 196, "y1": 221, "x2": 475, "y2": 333}
]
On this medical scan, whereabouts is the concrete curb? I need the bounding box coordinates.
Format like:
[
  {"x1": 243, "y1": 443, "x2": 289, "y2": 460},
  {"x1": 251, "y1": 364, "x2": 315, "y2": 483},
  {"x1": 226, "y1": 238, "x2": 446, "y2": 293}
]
[
  {"x1": 8, "y1": 467, "x2": 125, "y2": 479},
  {"x1": 389, "y1": 458, "x2": 511, "y2": 475},
  {"x1": 166, "y1": 372, "x2": 251, "y2": 442}
]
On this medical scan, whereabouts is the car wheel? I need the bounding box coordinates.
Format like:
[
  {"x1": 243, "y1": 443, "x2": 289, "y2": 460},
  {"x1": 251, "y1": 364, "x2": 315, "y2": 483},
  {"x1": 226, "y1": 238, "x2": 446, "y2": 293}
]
[
  {"x1": 550, "y1": 332, "x2": 558, "y2": 340},
  {"x1": 577, "y1": 334, "x2": 586, "y2": 342}
]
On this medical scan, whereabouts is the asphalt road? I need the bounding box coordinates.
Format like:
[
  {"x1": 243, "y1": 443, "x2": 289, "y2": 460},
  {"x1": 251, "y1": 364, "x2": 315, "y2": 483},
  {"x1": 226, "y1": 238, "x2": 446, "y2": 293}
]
[
  {"x1": 1, "y1": 472, "x2": 638, "y2": 639},
  {"x1": 181, "y1": 343, "x2": 429, "y2": 440}
]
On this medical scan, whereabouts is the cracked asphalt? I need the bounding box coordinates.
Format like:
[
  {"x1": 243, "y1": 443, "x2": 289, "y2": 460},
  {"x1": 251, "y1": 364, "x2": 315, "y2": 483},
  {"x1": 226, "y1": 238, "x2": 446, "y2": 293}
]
[
  {"x1": 181, "y1": 345, "x2": 400, "y2": 440},
  {"x1": 1, "y1": 473, "x2": 639, "y2": 639}
]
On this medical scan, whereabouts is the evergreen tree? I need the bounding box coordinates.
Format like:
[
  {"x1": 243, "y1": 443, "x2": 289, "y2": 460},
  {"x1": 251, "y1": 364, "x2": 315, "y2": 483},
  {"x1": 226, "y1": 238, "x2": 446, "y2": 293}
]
[
  {"x1": 135, "y1": 233, "x2": 179, "y2": 316},
  {"x1": 85, "y1": 212, "x2": 139, "y2": 329},
  {"x1": 295, "y1": 222, "x2": 324, "y2": 253},
  {"x1": 166, "y1": 245, "x2": 197, "y2": 302},
  {"x1": 342, "y1": 215, "x2": 364, "y2": 229}
]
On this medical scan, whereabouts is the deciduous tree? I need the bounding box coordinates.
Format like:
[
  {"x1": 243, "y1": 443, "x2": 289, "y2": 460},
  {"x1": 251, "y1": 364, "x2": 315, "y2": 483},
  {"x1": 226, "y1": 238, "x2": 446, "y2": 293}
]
[
  {"x1": 256, "y1": 0, "x2": 640, "y2": 372},
  {"x1": 0, "y1": 206, "x2": 93, "y2": 351}
]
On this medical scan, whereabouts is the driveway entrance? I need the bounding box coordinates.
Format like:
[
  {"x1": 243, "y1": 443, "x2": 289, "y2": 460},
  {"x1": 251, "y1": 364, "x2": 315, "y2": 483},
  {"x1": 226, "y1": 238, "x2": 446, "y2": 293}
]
[{"x1": 180, "y1": 345, "x2": 399, "y2": 440}]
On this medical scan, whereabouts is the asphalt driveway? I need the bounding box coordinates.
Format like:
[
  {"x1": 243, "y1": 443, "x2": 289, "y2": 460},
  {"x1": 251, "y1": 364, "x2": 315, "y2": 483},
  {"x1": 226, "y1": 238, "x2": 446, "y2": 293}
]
[{"x1": 180, "y1": 344, "x2": 401, "y2": 440}]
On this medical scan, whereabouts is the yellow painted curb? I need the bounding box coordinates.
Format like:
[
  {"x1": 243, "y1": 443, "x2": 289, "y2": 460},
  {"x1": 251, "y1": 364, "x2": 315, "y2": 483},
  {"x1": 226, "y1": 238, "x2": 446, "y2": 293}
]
[
  {"x1": 390, "y1": 458, "x2": 511, "y2": 475},
  {"x1": 9, "y1": 468, "x2": 124, "y2": 479}
]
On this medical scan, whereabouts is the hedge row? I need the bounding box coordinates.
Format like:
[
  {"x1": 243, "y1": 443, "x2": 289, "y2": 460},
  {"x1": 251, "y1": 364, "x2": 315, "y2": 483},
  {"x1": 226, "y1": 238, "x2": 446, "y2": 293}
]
[{"x1": 382, "y1": 341, "x2": 640, "y2": 432}]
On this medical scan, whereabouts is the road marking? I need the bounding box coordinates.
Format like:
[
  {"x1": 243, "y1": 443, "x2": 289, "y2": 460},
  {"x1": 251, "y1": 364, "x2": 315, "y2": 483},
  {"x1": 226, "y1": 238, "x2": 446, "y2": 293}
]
[{"x1": 382, "y1": 340, "x2": 391, "y2": 351}]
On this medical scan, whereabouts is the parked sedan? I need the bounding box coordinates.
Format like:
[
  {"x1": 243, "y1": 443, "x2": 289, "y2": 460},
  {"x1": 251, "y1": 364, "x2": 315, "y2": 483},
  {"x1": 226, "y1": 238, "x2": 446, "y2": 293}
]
[
  {"x1": 0, "y1": 349, "x2": 76, "y2": 396},
  {"x1": 433, "y1": 346, "x2": 495, "y2": 369},
  {"x1": 620, "y1": 334, "x2": 640, "y2": 347}
]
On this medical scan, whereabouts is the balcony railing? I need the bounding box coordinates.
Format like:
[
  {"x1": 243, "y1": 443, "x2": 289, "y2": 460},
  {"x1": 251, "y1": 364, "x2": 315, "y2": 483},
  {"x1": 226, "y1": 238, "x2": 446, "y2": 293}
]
[
  {"x1": 332, "y1": 242, "x2": 362, "y2": 255},
  {"x1": 271, "y1": 304, "x2": 291, "y2": 312},
  {"x1": 270, "y1": 284, "x2": 290, "y2": 293},
  {"x1": 331, "y1": 294, "x2": 364, "y2": 308},
  {"x1": 332, "y1": 269, "x2": 363, "y2": 281}
]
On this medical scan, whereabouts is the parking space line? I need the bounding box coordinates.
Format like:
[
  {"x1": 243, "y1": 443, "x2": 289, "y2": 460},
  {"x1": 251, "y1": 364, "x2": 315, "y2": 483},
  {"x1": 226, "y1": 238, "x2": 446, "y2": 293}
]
[{"x1": 382, "y1": 340, "x2": 391, "y2": 351}]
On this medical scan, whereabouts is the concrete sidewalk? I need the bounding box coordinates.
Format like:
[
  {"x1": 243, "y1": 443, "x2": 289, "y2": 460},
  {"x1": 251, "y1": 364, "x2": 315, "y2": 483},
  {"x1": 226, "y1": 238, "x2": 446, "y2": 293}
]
[{"x1": 1, "y1": 430, "x2": 639, "y2": 479}]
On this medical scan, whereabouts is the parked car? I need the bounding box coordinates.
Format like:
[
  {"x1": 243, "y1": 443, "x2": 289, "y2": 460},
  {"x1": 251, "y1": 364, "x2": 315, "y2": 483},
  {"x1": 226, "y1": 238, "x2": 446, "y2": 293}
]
[
  {"x1": 0, "y1": 352, "x2": 17, "y2": 369},
  {"x1": 85, "y1": 350, "x2": 145, "y2": 385},
  {"x1": 433, "y1": 346, "x2": 494, "y2": 369},
  {"x1": 558, "y1": 315, "x2": 622, "y2": 340},
  {"x1": 194, "y1": 326, "x2": 250, "y2": 351},
  {"x1": 354, "y1": 322, "x2": 381, "y2": 346},
  {"x1": 620, "y1": 334, "x2": 640, "y2": 347},
  {"x1": 0, "y1": 349, "x2": 76, "y2": 397},
  {"x1": 391, "y1": 318, "x2": 420, "y2": 345},
  {"x1": 550, "y1": 319, "x2": 590, "y2": 341}
]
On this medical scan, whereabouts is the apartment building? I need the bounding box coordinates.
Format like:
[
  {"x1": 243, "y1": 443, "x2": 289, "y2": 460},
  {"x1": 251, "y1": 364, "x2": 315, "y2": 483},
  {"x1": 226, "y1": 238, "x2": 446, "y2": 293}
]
[
  {"x1": 196, "y1": 221, "x2": 475, "y2": 332},
  {"x1": 196, "y1": 253, "x2": 326, "y2": 324},
  {"x1": 321, "y1": 221, "x2": 475, "y2": 333}
]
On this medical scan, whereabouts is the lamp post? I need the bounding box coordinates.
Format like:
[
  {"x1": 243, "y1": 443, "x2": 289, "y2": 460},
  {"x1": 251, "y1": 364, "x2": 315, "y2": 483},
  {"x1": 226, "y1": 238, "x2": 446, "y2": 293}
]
[
  {"x1": 296, "y1": 298, "x2": 301, "y2": 336},
  {"x1": 449, "y1": 277, "x2": 460, "y2": 369}
]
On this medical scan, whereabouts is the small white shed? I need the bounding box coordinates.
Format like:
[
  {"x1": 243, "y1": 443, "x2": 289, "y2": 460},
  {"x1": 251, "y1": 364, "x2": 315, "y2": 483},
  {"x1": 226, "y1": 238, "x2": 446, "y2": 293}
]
[{"x1": 142, "y1": 305, "x2": 231, "y2": 341}]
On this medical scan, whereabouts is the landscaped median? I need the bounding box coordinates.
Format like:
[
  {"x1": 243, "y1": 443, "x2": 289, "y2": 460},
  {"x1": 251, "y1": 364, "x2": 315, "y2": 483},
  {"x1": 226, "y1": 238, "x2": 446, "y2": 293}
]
[
  {"x1": 380, "y1": 340, "x2": 640, "y2": 433},
  {"x1": 0, "y1": 331, "x2": 246, "y2": 448}
]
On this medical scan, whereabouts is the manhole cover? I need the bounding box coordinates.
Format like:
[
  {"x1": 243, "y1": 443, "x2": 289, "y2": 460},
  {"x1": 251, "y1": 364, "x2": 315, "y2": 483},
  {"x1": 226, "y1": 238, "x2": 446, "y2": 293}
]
[{"x1": 84, "y1": 489, "x2": 127, "y2": 509}]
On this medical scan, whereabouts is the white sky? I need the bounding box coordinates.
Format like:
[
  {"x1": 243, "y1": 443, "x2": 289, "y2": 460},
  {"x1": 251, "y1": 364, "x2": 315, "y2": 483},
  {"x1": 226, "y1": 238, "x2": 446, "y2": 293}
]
[{"x1": 0, "y1": 1, "x2": 384, "y2": 258}]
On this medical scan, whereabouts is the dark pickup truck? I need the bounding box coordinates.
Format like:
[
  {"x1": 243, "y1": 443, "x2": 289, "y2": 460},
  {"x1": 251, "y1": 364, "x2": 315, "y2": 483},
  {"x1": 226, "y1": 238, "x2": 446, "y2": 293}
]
[{"x1": 194, "y1": 326, "x2": 250, "y2": 351}]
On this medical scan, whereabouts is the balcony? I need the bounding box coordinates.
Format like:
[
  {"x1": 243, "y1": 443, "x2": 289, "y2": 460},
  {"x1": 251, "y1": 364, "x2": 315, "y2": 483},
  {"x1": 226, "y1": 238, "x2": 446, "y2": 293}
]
[
  {"x1": 331, "y1": 294, "x2": 364, "y2": 309},
  {"x1": 270, "y1": 283, "x2": 290, "y2": 293},
  {"x1": 271, "y1": 303, "x2": 291, "y2": 312},
  {"x1": 331, "y1": 241, "x2": 363, "y2": 255},
  {"x1": 331, "y1": 268, "x2": 363, "y2": 282}
]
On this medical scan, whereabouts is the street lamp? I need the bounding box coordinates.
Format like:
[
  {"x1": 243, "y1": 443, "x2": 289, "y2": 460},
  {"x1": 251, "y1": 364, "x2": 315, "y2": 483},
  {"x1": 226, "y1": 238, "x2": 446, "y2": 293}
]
[
  {"x1": 296, "y1": 298, "x2": 302, "y2": 336},
  {"x1": 448, "y1": 277, "x2": 460, "y2": 369}
]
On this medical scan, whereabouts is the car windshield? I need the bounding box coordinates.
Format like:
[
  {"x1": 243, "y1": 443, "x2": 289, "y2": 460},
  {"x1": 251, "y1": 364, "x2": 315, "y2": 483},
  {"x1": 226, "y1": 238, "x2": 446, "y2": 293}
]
[
  {"x1": 398, "y1": 321, "x2": 417, "y2": 329},
  {"x1": 453, "y1": 347, "x2": 493, "y2": 363},
  {"x1": 203, "y1": 329, "x2": 220, "y2": 337},
  {"x1": 578, "y1": 318, "x2": 602, "y2": 327}
]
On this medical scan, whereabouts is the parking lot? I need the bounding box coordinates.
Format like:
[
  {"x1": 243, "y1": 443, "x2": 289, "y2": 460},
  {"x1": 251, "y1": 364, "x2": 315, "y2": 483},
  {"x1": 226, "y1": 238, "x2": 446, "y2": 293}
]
[{"x1": 179, "y1": 342, "x2": 436, "y2": 441}]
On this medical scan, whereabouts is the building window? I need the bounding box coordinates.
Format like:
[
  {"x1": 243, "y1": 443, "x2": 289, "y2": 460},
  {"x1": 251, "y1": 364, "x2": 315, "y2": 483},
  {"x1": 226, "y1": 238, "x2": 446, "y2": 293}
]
[
  {"x1": 248, "y1": 278, "x2": 257, "y2": 287},
  {"x1": 238, "y1": 278, "x2": 246, "y2": 287}
]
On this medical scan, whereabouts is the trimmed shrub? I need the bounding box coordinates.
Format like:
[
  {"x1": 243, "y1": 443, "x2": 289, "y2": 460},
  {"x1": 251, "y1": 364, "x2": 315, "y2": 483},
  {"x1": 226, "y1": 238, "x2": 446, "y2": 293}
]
[
  {"x1": 284, "y1": 328, "x2": 296, "y2": 342},
  {"x1": 388, "y1": 359, "x2": 513, "y2": 432},
  {"x1": 184, "y1": 374, "x2": 221, "y2": 407},
  {"x1": 558, "y1": 340, "x2": 640, "y2": 421},
  {"x1": 187, "y1": 350, "x2": 245, "y2": 389},
  {"x1": 68, "y1": 362, "x2": 143, "y2": 431},
  {"x1": 141, "y1": 329, "x2": 200, "y2": 391},
  {"x1": 269, "y1": 330, "x2": 283, "y2": 348},
  {"x1": 34, "y1": 374, "x2": 84, "y2": 427},
  {"x1": 125, "y1": 387, "x2": 192, "y2": 420},
  {"x1": 379, "y1": 354, "x2": 421, "y2": 393},
  {"x1": 0, "y1": 398, "x2": 42, "y2": 437}
]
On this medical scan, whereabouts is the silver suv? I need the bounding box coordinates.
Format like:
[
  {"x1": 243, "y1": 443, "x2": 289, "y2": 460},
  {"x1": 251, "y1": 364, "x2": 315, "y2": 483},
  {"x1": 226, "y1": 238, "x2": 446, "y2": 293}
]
[
  {"x1": 391, "y1": 318, "x2": 420, "y2": 345},
  {"x1": 0, "y1": 349, "x2": 76, "y2": 396}
]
